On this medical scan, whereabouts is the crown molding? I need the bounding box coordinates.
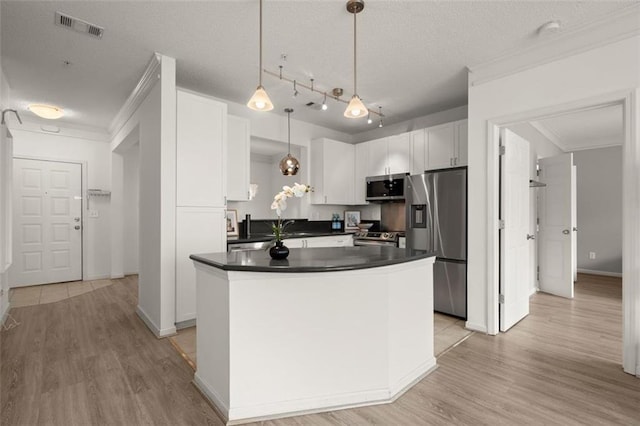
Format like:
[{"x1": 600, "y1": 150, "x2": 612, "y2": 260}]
[
  {"x1": 468, "y1": 3, "x2": 640, "y2": 86},
  {"x1": 108, "y1": 53, "x2": 161, "y2": 138}
]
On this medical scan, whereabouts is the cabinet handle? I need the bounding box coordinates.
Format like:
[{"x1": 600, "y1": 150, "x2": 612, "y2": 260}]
[{"x1": 324, "y1": 195, "x2": 327, "y2": 204}]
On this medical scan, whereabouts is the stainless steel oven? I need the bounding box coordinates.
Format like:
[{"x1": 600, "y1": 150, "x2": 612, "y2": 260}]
[{"x1": 353, "y1": 231, "x2": 402, "y2": 247}]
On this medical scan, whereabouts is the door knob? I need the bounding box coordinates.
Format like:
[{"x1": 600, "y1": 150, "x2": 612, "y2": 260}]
[
  {"x1": 527, "y1": 234, "x2": 535, "y2": 240},
  {"x1": 562, "y1": 229, "x2": 570, "y2": 235},
  {"x1": 74, "y1": 225, "x2": 81, "y2": 230}
]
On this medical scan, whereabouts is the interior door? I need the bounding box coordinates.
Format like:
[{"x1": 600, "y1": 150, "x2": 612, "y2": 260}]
[
  {"x1": 499, "y1": 129, "x2": 531, "y2": 332},
  {"x1": 11, "y1": 158, "x2": 82, "y2": 287},
  {"x1": 538, "y1": 154, "x2": 575, "y2": 298}
]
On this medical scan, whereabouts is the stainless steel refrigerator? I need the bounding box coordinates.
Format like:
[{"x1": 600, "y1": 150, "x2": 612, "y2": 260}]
[{"x1": 405, "y1": 168, "x2": 467, "y2": 318}]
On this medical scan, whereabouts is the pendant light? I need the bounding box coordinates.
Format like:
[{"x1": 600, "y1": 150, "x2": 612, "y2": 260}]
[
  {"x1": 247, "y1": 0, "x2": 274, "y2": 111},
  {"x1": 279, "y1": 108, "x2": 300, "y2": 176},
  {"x1": 344, "y1": 0, "x2": 367, "y2": 119}
]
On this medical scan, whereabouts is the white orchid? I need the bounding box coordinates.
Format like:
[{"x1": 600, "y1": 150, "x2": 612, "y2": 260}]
[{"x1": 270, "y1": 183, "x2": 313, "y2": 241}]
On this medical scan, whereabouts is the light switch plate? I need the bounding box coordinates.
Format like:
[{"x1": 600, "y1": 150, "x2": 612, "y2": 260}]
[{"x1": 89, "y1": 210, "x2": 99, "y2": 218}]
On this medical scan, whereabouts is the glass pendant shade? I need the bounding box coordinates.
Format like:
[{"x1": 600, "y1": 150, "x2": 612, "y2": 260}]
[
  {"x1": 279, "y1": 154, "x2": 300, "y2": 176},
  {"x1": 247, "y1": 85, "x2": 274, "y2": 111},
  {"x1": 344, "y1": 95, "x2": 367, "y2": 118}
]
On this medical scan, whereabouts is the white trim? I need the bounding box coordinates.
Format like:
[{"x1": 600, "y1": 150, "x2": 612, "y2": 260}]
[
  {"x1": 175, "y1": 318, "x2": 196, "y2": 330},
  {"x1": 529, "y1": 121, "x2": 563, "y2": 147},
  {"x1": 193, "y1": 374, "x2": 229, "y2": 422},
  {"x1": 108, "y1": 53, "x2": 161, "y2": 138},
  {"x1": 468, "y1": 4, "x2": 640, "y2": 86},
  {"x1": 136, "y1": 305, "x2": 176, "y2": 338},
  {"x1": 577, "y1": 268, "x2": 623, "y2": 278},
  {"x1": 7, "y1": 119, "x2": 110, "y2": 143},
  {"x1": 86, "y1": 274, "x2": 114, "y2": 281},
  {"x1": 486, "y1": 90, "x2": 637, "y2": 376},
  {"x1": 1, "y1": 301, "x2": 10, "y2": 325},
  {"x1": 465, "y1": 321, "x2": 488, "y2": 334}
]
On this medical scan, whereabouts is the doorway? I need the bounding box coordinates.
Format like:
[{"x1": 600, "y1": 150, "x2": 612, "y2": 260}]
[{"x1": 10, "y1": 158, "x2": 83, "y2": 287}]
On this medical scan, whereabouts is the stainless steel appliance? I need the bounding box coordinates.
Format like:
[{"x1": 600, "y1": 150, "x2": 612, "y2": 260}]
[
  {"x1": 366, "y1": 174, "x2": 407, "y2": 202},
  {"x1": 405, "y1": 168, "x2": 467, "y2": 318},
  {"x1": 353, "y1": 231, "x2": 402, "y2": 247}
]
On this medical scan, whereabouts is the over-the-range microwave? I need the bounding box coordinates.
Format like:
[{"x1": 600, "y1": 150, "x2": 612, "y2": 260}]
[{"x1": 366, "y1": 173, "x2": 407, "y2": 202}]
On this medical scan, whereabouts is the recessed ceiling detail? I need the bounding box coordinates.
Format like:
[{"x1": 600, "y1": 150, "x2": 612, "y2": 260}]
[{"x1": 55, "y1": 11, "x2": 104, "y2": 39}]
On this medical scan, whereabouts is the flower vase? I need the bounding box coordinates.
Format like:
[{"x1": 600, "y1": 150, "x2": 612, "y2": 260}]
[{"x1": 269, "y1": 241, "x2": 290, "y2": 260}]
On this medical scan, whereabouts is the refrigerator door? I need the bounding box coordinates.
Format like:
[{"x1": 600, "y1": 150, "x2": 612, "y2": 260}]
[
  {"x1": 433, "y1": 260, "x2": 467, "y2": 318},
  {"x1": 405, "y1": 174, "x2": 434, "y2": 252},
  {"x1": 432, "y1": 168, "x2": 466, "y2": 261}
]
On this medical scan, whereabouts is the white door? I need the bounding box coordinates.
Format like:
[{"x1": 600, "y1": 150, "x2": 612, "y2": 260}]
[
  {"x1": 499, "y1": 129, "x2": 531, "y2": 332},
  {"x1": 572, "y1": 165, "x2": 577, "y2": 282},
  {"x1": 11, "y1": 158, "x2": 82, "y2": 287},
  {"x1": 538, "y1": 154, "x2": 575, "y2": 298}
]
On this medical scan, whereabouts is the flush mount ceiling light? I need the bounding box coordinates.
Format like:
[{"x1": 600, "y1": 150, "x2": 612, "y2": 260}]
[
  {"x1": 279, "y1": 108, "x2": 301, "y2": 176},
  {"x1": 28, "y1": 104, "x2": 64, "y2": 120},
  {"x1": 344, "y1": 0, "x2": 367, "y2": 119},
  {"x1": 247, "y1": 0, "x2": 274, "y2": 111}
]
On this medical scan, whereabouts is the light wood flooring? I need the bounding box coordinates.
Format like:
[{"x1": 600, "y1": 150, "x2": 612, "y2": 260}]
[
  {"x1": 2, "y1": 273, "x2": 638, "y2": 425},
  {"x1": 8, "y1": 279, "x2": 113, "y2": 307}
]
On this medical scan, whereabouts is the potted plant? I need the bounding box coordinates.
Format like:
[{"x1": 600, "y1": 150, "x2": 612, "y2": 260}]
[{"x1": 270, "y1": 183, "x2": 312, "y2": 259}]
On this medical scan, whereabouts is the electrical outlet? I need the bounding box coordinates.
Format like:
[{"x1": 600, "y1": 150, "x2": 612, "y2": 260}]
[
  {"x1": 89, "y1": 210, "x2": 99, "y2": 218},
  {"x1": 589, "y1": 252, "x2": 596, "y2": 260}
]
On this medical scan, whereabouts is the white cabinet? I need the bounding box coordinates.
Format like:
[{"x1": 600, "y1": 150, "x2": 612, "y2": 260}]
[
  {"x1": 176, "y1": 90, "x2": 227, "y2": 207},
  {"x1": 365, "y1": 135, "x2": 411, "y2": 176},
  {"x1": 425, "y1": 119, "x2": 468, "y2": 171},
  {"x1": 175, "y1": 207, "x2": 226, "y2": 323},
  {"x1": 410, "y1": 129, "x2": 426, "y2": 174},
  {"x1": 284, "y1": 234, "x2": 354, "y2": 248},
  {"x1": 354, "y1": 142, "x2": 369, "y2": 205},
  {"x1": 311, "y1": 138, "x2": 355, "y2": 205},
  {"x1": 227, "y1": 115, "x2": 251, "y2": 201}
]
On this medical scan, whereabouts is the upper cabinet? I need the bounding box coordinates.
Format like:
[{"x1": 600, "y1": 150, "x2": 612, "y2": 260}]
[
  {"x1": 226, "y1": 115, "x2": 251, "y2": 201},
  {"x1": 310, "y1": 138, "x2": 355, "y2": 205},
  {"x1": 176, "y1": 90, "x2": 227, "y2": 207},
  {"x1": 366, "y1": 135, "x2": 411, "y2": 176},
  {"x1": 410, "y1": 129, "x2": 426, "y2": 174},
  {"x1": 425, "y1": 119, "x2": 468, "y2": 171},
  {"x1": 354, "y1": 142, "x2": 369, "y2": 205}
]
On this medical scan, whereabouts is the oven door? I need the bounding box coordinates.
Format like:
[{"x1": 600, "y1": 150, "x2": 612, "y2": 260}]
[{"x1": 353, "y1": 239, "x2": 398, "y2": 247}]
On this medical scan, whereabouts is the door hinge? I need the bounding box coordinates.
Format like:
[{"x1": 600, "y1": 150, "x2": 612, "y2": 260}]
[
  {"x1": 499, "y1": 219, "x2": 505, "y2": 229},
  {"x1": 537, "y1": 266, "x2": 540, "y2": 281},
  {"x1": 499, "y1": 146, "x2": 506, "y2": 156},
  {"x1": 499, "y1": 294, "x2": 505, "y2": 304}
]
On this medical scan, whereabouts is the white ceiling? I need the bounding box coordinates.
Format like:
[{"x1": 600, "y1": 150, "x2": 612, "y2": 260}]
[
  {"x1": 1, "y1": 1, "x2": 636, "y2": 134},
  {"x1": 531, "y1": 104, "x2": 624, "y2": 151}
]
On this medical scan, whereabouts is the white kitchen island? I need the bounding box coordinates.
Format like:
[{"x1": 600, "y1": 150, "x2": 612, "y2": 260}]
[{"x1": 190, "y1": 246, "x2": 436, "y2": 425}]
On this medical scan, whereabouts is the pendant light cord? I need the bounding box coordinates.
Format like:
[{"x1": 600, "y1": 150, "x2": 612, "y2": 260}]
[
  {"x1": 287, "y1": 110, "x2": 291, "y2": 155},
  {"x1": 259, "y1": 0, "x2": 263, "y2": 86},
  {"x1": 353, "y1": 10, "x2": 357, "y2": 95}
]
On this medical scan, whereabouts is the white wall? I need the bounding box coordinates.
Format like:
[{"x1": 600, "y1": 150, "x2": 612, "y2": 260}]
[
  {"x1": 123, "y1": 143, "x2": 140, "y2": 275},
  {"x1": 10, "y1": 128, "x2": 112, "y2": 280},
  {"x1": 573, "y1": 146, "x2": 622, "y2": 274},
  {"x1": 467, "y1": 35, "x2": 639, "y2": 374}
]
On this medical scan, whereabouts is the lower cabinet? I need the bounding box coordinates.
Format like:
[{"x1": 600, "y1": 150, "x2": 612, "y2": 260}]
[
  {"x1": 175, "y1": 207, "x2": 226, "y2": 323},
  {"x1": 283, "y1": 235, "x2": 354, "y2": 248}
]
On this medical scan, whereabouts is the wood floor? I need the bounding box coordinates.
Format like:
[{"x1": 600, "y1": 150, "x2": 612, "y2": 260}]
[{"x1": 2, "y1": 273, "x2": 638, "y2": 425}]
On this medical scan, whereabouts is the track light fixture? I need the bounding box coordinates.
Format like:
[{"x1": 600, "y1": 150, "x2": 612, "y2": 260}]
[
  {"x1": 378, "y1": 106, "x2": 383, "y2": 127},
  {"x1": 367, "y1": 111, "x2": 372, "y2": 124},
  {"x1": 322, "y1": 93, "x2": 328, "y2": 111},
  {"x1": 247, "y1": 0, "x2": 274, "y2": 111}
]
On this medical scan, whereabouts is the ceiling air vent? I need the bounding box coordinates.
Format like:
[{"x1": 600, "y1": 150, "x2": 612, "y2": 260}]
[{"x1": 55, "y1": 12, "x2": 104, "y2": 39}]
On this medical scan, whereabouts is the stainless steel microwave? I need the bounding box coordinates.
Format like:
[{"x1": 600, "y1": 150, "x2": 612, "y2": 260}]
[{"x1": 366, "y1": 173, "x2": 407, "y2": 201}]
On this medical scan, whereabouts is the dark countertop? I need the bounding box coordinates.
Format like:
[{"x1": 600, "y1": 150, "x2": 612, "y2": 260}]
[
  {"x1": 190, "y1": 246, "x2": 435, "y2": 273},
  {"x1": 227, "y1": 231, "x2": 354, "y2": 245}
]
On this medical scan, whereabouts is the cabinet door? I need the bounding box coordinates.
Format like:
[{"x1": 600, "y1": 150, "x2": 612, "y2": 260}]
[
  {"x1": 387, "y1": 133, "x2": 411, "y2": 174},
  {"x1": 305, "y1": 235, "x2": 353, "y2": 248},
  {"x1": 227, "y1": 115, "x2": 250, "y2": 201},
  {"x1": 177, "y1": 90, "x2": 227, "y2": 207},
  {"x1": 354, "y1": 143, "x2": 369, "y2": 204},
  {"x1": 426, "y1": 123, "x2": 455, "y2": 170},
  {"x1": 410, "y1": 130, "x2": 426, "y2": 175},
  {"x1": 176, "y1": 207, "x2": 226, "y2": 323},
  {"x1": 325, "y1": 140, "x2": 355, "y2": 205},
  {"x1": 455, "y1": 120, "x2": 468, "y2": 167},
  {"x1": 283, "y1": 237, "x2": 304, "y2": 248},
  {"x1": 367, "y1": 137, "x2": 389, "y2": 176}
]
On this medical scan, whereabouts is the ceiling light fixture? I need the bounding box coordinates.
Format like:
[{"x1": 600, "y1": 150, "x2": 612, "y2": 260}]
[
  {"x1": 367, "y1": 111, "x2": 372, "y2": 124},
  {"x1": 344, "y1": 0, "x2": 367, "y2": 119},
  {"x1": 247, "y1": 0, "x2": 273, "y2": 111},
  {"x1": 279, "y1": 108, "x2": 300, "y2": 176},
  {"x1": 28, "y1": 104, "x2": 64, "y2": 120},
  {"x1": 322, "y1": 93, "x2": 328, "y2": 111},
  {"x1": 378, "y1": 106, "x2": 383, "y2": 127}
]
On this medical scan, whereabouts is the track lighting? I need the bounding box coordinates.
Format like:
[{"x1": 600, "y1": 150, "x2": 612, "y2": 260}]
[
  {"x1": 367, "y1": 111, "x2": 372, "y2": 124},
  {"x1": 322, "y1": 94, "x2": 328, "y2": 111},
  {"x1": 247, "y1": 0, "x2": 274, "y2": 111},
  {"x1": 378, "y1": 106, "x2": 383, "y2": 127},
  {"x1": 293, "y1": 80, "x2": 299, "y2": 97}
]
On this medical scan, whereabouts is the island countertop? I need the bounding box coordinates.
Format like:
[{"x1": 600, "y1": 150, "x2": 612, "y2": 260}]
[{"x1": 190, "y1": 246, "x2": 434, "y2": 273}]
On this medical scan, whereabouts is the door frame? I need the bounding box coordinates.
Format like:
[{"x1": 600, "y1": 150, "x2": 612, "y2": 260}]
[
  {"x1": 485, "y1": 90, "x2": 638, "y2": 376},
  {"x1": 13, "y1": 155, "x2": 88, "y2": 281}
]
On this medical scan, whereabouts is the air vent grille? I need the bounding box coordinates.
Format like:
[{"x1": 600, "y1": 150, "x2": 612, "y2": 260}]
[{"x1": 55, "y1": 12, "x2": 104, "y2": 39}]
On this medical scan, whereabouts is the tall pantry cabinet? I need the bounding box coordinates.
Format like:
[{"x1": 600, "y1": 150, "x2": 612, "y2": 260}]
[{"x1": 175, "y1": 90, "x2": 227, "y2": 324}]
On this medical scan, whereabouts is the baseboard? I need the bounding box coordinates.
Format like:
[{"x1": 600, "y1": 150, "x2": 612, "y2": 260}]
[
  {"x1": 388, "y1": 359, "x2": 438, "y2": 400},
  {"x1": 85, "y1": 274, "x2": 112, "y2": 281},
  {"x1": 176, "y1": 318, "x2": 196, "y2": 330},
  {"x1": 529, "y1": 287, "x2": 538, "y2": 297},
  {"x1": 577, "y1": 268, "x2": 623, "y2": 278},
  {"x1": 1, "y1": 301, "x2": 10, "y2": 325},
  {"x1": 135, "y1": 305, "x2": 177, "y2": 338},
  {"x1": 465, "y1": 321, "x2": 488, "y2": 334},
  {"x1": 193, "y1": 374, "x2": 230, "y2": 423}
]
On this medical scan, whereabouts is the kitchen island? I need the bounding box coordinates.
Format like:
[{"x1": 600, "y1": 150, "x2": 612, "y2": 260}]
[{"x1": 190, "y1": 246, "x2": 436, "y2": 424}]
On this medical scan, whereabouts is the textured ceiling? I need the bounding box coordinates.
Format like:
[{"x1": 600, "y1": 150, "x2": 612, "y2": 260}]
[
  {"x1": 1, "y1": 1, "x2": 636, "y2": 134},
  {"x1": 532, "y1": 104, "x2": 624, "y2": 152}
]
